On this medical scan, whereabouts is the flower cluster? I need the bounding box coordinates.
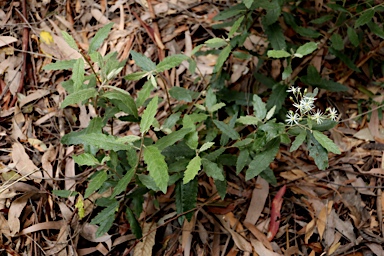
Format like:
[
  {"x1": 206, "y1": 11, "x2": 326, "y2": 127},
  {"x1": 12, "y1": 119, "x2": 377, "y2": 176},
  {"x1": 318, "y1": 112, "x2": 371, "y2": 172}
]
[{"x1": 285, "y1": 86, "x2": 338, "y2": 126}]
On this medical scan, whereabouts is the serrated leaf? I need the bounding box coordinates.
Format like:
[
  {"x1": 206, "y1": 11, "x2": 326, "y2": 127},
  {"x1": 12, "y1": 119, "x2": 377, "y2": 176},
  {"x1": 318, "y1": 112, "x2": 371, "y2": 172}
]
[
  {"x1": 124, "y1": 71, "x2": 147, "y2": 81},
  {"x1": 367, "y1": 21, "x2": 384, "y2": 39},
  {"x1": 246, "y1": 137, "x2": 280, "y2": 180},
  {"x1": 307, "y1": 131, "x2": 328, "y2": 170},
  {"x1": 267, "y1": 50, "x2": 290, "y2": 58},
  {"x1": 264, "y1": 22, "x2": 286, "y2": 50},
  {"x1": 143, "y1": 146, "x2": 169, "y2": 193},
  {"x1": 140, "y1": 96, "x2": 158, "y2": 134},
  {"x1": 43, "y1": 59, "x2": 77, "y2": 71},
  {"x1": 131, "y1": 50, "x2": 156, "y2": 71},
  {"x1": 355, "y1": 9, "x2": 374, "y2": 28},
  {"x1": 191, "y1": 44, "x2": 204, "y2": 56},
  {"x1": 290, "y1": 130, "x2": 306, "y2": 152},
  {"x1": 61, "y1": 30, "x2": 79, "y2": 51},
  {"x1": 52, "y1": 190, "x2": 78, "y2": 198},
  {"x1": 73, "y1": 153, "x2": 99, "y2": 166},
  {"x1": 260, "y1": 167, "x2": 277, "y2": 185},
  {"x1": 89, "y1": 23, "x2": 114, "y2": 53},
  {"x1": 215, "y1": 179, "x2": 227, "y2": 199},
  {"x1": 199, "y1": 142, "x2": 215, "y2": 153},
  {"x1": 266, "y1": 83, "x2": 288, "y2": 112},
  {"x1": 155, "y1": 127, "x2": 193, "y2": 151},
  {"x1": 72, "y1": 58, "x2": 85, "y2": 91},
  {"x1": 155, "y1": 54, "x2": 188, "y2": 73},
  {"x1": 208, "y1": 103, "x2": 226, "y2": 113},
  {"x1": 204, "y1": 38, "x2": 228, "y2": 48},
  {"x1": 213, "y1": 44, "x2": 232, "y2": 73},
  {"x1": 236, "y1": 149, "x2": 250, "y2": 174},
  {"x1": 202, "y1": 159, "x2": 225, "y2": 181},
  {"x1": 183, "y1": 156, "x2": 201, "y2": 184},
  {"x1": 116, "y1": 135, "x2": 141, "y2": 144},
  {"x1": 213, "y1": 120, "x2": 240, "y2": 140},
  {"x1": 126, "y1": 208, "x2": 142, "y2": 239},
  {"x1": 61, "y1": 88, "x2": 97, "y2": 108},
  {"x1": 347, "y1": 26, "x2": 359, "y2": 47},
  {"x1": 295, "y1": 42, "x2": 318, "y2": 58},
  {"x1": 75, "y1": 133, "x2": 131, "y2": 151},
  {"x1": 229, "y1": 16, "x2": 244, "y2": 38},
  {"x1": 137, "y1": 174, "x2": 160, "y2": 191},
  {"x1": 111, "y1": 168, "x2": 135, "y2": 197},
  {"x1": 262, "y1": 0, "x2": 281, "y2": 26},
  {"x1": 84, "y1": 171, "x2": 108, "y2": 198},
  {"x1": 176, "y1": 178, "x2": 198, "y2": 222},
  {"x1": 90, "y1": 201, "x2": 119, "y2": 237},
  {"x1": 236, "y1": 115, "x2": 260, "y2": 125},
  {"x1": 310, "y1": 15, "x2": 333, "y2": 24},
  {"x1": 330, "y1": 34, "x2": 344, "y2": 51},
  {"x1": 312, "y1": 130, "x2": 341, "y2": 154},
  {"x1": 136, "y1": 80, "x2": 153, "y2": 107},
  {"x1": 232, "y1": 138, "x2": 253, "y2": 148},
  {"x1": 102, "y1": 90, "x2": 138, "y2": 117},
  {"x1": 253, "y1": 94, "x2": 267, "y2": 120},
  {"x1": 169, "y1": 87, "x2": 198, "y2": 102}
]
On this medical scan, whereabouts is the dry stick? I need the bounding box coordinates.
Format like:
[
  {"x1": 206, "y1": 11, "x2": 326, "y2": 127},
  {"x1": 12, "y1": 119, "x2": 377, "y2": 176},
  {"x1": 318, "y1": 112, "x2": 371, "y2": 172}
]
[{"x1": 10, "y1": 0, "x2": 29, "y2": 107}]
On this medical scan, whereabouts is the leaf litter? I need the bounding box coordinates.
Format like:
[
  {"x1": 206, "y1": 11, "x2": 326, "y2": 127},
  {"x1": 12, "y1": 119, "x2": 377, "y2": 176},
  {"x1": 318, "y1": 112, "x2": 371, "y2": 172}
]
[{"x1": 1, "y1": 0, "x2": 384, "y2": 255}]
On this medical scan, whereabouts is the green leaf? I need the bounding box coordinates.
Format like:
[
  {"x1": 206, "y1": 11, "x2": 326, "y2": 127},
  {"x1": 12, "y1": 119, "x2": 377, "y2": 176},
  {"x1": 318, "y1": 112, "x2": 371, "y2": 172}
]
[
  {"x1": 213, "y1": 3, "x2": 246, "y2": 20},
  {"x1": 312, "y1": 130, "x2": 341, "y2": 154},
  {"x1": 253, "y1": 94, "x2": 267, "y2": 120},
  {"x1": 213, "y1": 44, "x2": 232, "y2": 73},
  {"x1": 72, "y1": 58, "x2": 85, "y2": 91},
  {"x1": 84, "y1": 171, "x2": 108, "y2": 198},
  {"x1": 290, "y1": 129, "x2": 306, "y2": 152},
  {"x1": 183, "y1": 156, "x2": 201, "y2": 184},
  {"x1": 169, "y1": 87, "x2": 198, "y2": 102},
  {"x1": 186, "y1": 131, "x2": 199, "y2": 150},
  {"x1": 136, "y1": 80, "x2": 153, "y2": 107},
  {"x1": 243, "y1": 0, "x2": 253, "y2": 9},
  {"x1": 126, "y1": 208, "x2": 142, "y2": 239},
  {"x1": 191, "y1": 44, "x2": 204, "y2": 56},
  {"x1": 43, "y1": 59, "x2": 77, "y2": 71},
  {"x1": 262, "y1": 0, "x2": 281, "y2": 26},
  {"x1": 347, "y1": 26, "x2": 360, "y2": 47},
  {"x1": 259, "y1": 167, "x2": 277, "y2": 185},
  {"x1": 266, "y1": 83, "x2": 288, "y2": 112},
  {"x1": 236, "y1": 115, "x2": 260, "y2": 125},
  {"x1": 61, "y1": 88, "x2": 97, "y2": 108},
  {"x1": 215, "y1": 179, "x2": 227, "y2": 199},
  {"x1": 200, "y1": 142, "x2": 215, "y2": 153},
  {"x1": 236, "y1": 149, "x2": 250, "y2": 174},
  {"x1": 52, "y1": 190, "x2": 78, "y2": 198},
  {"x1": 328, "y1": 48, "x2": 360, "y2": 72},
  {"x1": 330, "y1": 33, "x2": 344, "y2": 51},
  {"x1": 75, "y1": 133, "x2": 131, "y2": 151},
  {"x1": 202, "y1": 159, "x2": 225, "y2": 181},
  {"x1": 90, "y1": 201, "x2": 119, "y2": 237},
  {"x1": 266, "y1": 106, "x2": 276, "y2": 120},
  {"x1": 61, "y1": 31, "x2": 79, "y2": 51},
  {"x1": 140, "y1": 96, "x2": 158, "y2": 134},
  {"x1": 137, "y1": 174, "x2": 160, "y2": 191},
  {"x1": 143, "y1": 146, "x2": 169, "y2": 193},
  {"x1": 295, "y1": 42, "x2": 318, "y2": 58},
  {"x1": 102, "y1": 90, "x2": 138, "y2": 118},
  {"x1": 310, "y1": 15, "x2": 333, "y2": 24},
  {"x1": 264, "y1": 22, "x2": 286, "y2": 50},
  {"x1": 232, "y1": 138, "x2": 253, "y2": 148},
  {"x1": 204, "y1": 38, "x2": 228, "y2": 48},
  {"x1": 73, "y1": 153, "x2": 99, "y2": 166},
  {"x1": 155, "y1": 127, "x2": 193, "y2": 151},
  {"x1": 115, "y1": 135, "x2": 141, "y2": 144},
  {"x1": 130, "y1": 50, "x2": 156, "y2": 71},
  {"x1": 155, "y1": 54, "x2": 188, "y2": 73},
  {"x1": 213, "y1": 120, "x2": 240, "y2": 140},
  {"x1": 246, "y1": 137, "x2": 280, "y2": 180},
  {"x1": 355, "y1": 9, "x2": 374, "y2": 28},
  {"x1": 267, "y1": 50, "x2": 290, "y2": 58},
  {"x1": 204, "y1": 147, "x2": 226, "y2": 161},
  {"x1": 111, "y1": 168, "x2": 135, "y2": 197},
  {"x1": 307, "y1": 131, "x2": 328, "y2": 170},
  {"x1": 228, "y1": 16, "x2": 244, "y2": 38},
  {"x1": 208, "y1": 103, "x2": 226, "y2": 113},
  {"x1": 367, "y1": 21, "x2": 384, "y2": 39},
  {"x1": 89, "y1": 23, "x2": 114, "y2": 54},
  {"x1": 124, "y1": 71, "x2": 147, "y2": 81},
  {"x1": 176, "y1": 178, "x2": 198, "y2": 222}
]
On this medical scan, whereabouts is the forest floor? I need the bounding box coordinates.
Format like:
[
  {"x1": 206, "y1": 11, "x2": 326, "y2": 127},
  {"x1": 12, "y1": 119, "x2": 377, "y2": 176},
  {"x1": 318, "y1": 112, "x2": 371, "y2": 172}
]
[{"x1": 1, "y1": 0, "x2": 384, "y2": 255}]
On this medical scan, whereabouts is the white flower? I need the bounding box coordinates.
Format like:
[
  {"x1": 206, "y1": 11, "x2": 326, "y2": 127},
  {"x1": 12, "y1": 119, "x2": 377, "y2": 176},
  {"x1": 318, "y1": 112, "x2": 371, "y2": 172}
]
[
  {"x1": 286, "y1": 110, "x2": 300, "y2": 125},
  {"x1": 312, "y1": 109, "x2": 324, "y2": 124},
  {"x1": 327, "y1": 107, "x2": 338, "y2": 121},
  {"x1": 298, "y1": 96, "x2": 315, "y2": 114},
  {"x1": 287, "y1": 86, "x2": 300, "y2": 94}
]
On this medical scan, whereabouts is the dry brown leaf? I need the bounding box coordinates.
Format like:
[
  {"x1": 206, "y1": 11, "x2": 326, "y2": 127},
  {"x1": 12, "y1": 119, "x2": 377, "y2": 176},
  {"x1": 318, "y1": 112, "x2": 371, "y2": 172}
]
[
  {"x1": 80, "y1": 223, "x2": 112, "y2": 243},
  {"x1": 20, "y1": 220, "x2": 65, "y2": 234},
  {"x1": 317, "y1": 201, "x2": 332, "y2": 240},
  {"x1": 19, "y1": 89, "x2": 50, "y2": 107},
  {"x1": 182, "y1": 214, "x2": 196, "y2": 256},
  {"x1": 244, "y1": 221, "x2": 273, "y2": 251},
  {"x1": 221, "y1": 216, "x2": 252, "y2": 252},
  {"x1": 8, "y1": 192, "x2": 35, "y2": 236},
  {"x1": 12, "y1": 141, "x2": 42, "y2": 182},
  {"x1": 0, "y1": 35, "x2": 18, "y2": 47},
  {"x1": 305, "y1": 218, "x2": 316, "y2": 244},
  {"x1": 245, "y1": 177, "x2": 268, "y2": 225},
  {"x1": 134, "y1": 222, "x2": 157, "y2": 256},
  {"x1": 250, "y1": 238, "x2": 281, "y2": 256}
]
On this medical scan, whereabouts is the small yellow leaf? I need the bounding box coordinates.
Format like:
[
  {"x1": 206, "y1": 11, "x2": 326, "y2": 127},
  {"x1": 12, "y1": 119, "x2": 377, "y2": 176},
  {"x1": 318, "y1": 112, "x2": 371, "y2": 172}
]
[
  {"x1": 40, "y1": 31, "x2": 54, "y2": 44},
  {"x1": 75, "y1": 196, "x2": 85, "y2": 219}
]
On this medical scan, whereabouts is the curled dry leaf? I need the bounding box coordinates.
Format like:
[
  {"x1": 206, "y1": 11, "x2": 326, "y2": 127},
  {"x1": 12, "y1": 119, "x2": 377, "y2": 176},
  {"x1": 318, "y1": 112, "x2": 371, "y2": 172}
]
[
  {"x1": 134, "y1": 222, "x2": 157, "y2": 256},
  {"x1": 12, "y1": 141, "x2": 42, "y2": 183},
  {"x1": 267, "y1": 185, "x2": 286, "y2": 241}
]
